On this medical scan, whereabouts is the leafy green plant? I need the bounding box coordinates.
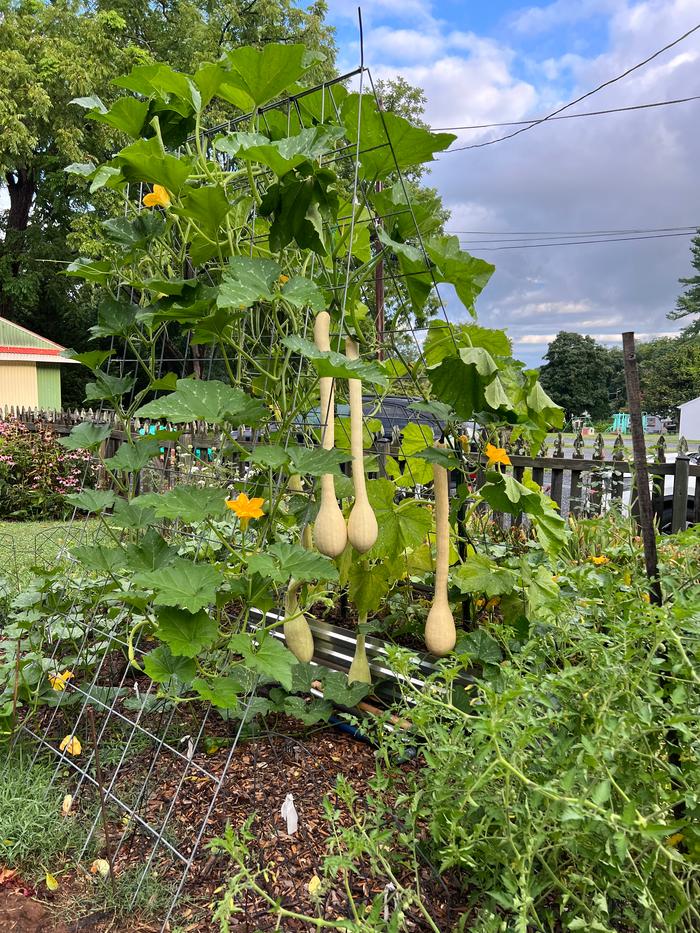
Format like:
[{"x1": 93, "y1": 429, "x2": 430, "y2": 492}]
[{"x1": 0, "y1": 419, "x2": 93, "y2": 519}]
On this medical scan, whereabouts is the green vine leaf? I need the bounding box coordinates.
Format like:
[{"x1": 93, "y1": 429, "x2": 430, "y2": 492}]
[
  {"x1": 219, "y1": 44, "x2": 324, "y2": 110},
  {"x1": 155, "y1": 607, "x2": 218, "y2": 658},
  {"x1": 342, "y1": 94, "x2": 455, "y2": 180},
  {"x1": 348, "y1": 560, "x2": 392, "y2": 616},
  {"x1": 135, "y1": 379, "x2": 266, "y2": 426},
  {"x1": 229, "y1": 633, "x2": 296, "y2": 691},
  {"x1": 123, "y1": 530, "x2": 176, "y2": 574},
  {"x1": 286, "y1": 446, "x2": 351, "y2": 477},
  {"x1": 260, "y1": 165, "x2": 339, "y2": 255},
  {"x1": 191, "y1": 675, "x2": 243, "y2": 709},
  {"x1": 365, "y1": 479, "x2": 432, "y2": 561},
  {"x1": 246, "y1": 542, "x2": 338, "y2": 584},
  {"x1": 103, "y1": 437, "x2": 163, "y2": 473},
  {"x1": 65, "y1": 489, "x2": 117, "y2": 513},
  {"x1": 216, "y1": 256, "x2": 281, "y2": 309},
  {"x1": 58, "y1": 422, "x2": 112, "y2": 451},
  {"x1": 282, "y1": 335, "x2": 388, "y2": 388},
  {"x1": 70, "y1": 544, "x2": 125, "y2": 576},
  {"x1": 215, "y1": 126, "x2": 344, "y2": 177},
  {"x1": 134, "y1": 558, "x2": 220, "y2": 612},
  {"x1": 143, "y1": 646, "x2": 196, "y2": 685},
  {"x1": 83, "y1": 371, "x2": 136, "y2": 403},
  {"x1": 108, "y1": 499, "x2": 157, "y2": 530},
  {"x1": 116, "y1": 136, "x2": 193, "y2": 193},
  {"x1": 452, "y1": 555, "x2": 518, "y2": 597},
  {"x1": 280, "y1": 276, "x2": 326, "y2": 311},
  {"x1": 456, "y1": 629, "x2": 503, "y2": 665},
  {"x1": 135, "y1": 486, "x2": 228, "y2": 523}
]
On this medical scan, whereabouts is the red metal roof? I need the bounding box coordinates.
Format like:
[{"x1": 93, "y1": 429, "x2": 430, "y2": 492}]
[{"x1": 0, "y1": 346, "x2": 62, "y2": 356}]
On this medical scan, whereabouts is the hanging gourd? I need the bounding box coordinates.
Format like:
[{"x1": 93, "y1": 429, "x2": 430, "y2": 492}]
[
  {"x1": 348, "y1": 617, "x2": 372, "y2": 685},
  {"x1": 425, "y1": 451, "x2": 456, "y2": 656},
  {"x1": 288, "y1": 473, "x2": 313, "y2": 550},
  {"x1": 345, "y1": 336, "x2": 378, "y2": 554},
  {"x1": 312, "y1": 311, "x2": 348, "y2": 558},
  {"x1": 283, "y1": 579, "x2": 314, "y2": 663}
]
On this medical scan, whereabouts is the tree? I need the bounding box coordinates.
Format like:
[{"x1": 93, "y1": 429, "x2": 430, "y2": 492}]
[
  {"x1": 669, "y1": 231, "x2": 700, "y2": 329},
  {"x1": 637, "y1": 332, "x2": 700, "y2": 417},
  {"x1": 539, "y1": 332, "x2": 620, "y2": 422},
  {"x1": 0, "y1": 0, "x2": 336, "y2": 404}
]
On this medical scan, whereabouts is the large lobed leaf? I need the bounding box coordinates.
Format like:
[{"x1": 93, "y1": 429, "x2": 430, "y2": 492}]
[{"x1": 136, "y1": 379, "x2": 266, "y2": 426}]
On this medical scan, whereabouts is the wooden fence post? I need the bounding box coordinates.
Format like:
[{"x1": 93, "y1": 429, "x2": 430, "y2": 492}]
[{"x1": 622, "y1": 331, "x2": 662, "y2": 605}]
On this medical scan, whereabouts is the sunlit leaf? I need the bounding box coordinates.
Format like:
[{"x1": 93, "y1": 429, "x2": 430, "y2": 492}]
[
  {"x1": 135, "y1": 379, "x2": 266, "y2": 426},
  {"x1": 65, "y1": 489, "x2": 117, "y2": 514},
  {"x1": 219, "y1": 44, "x2": 324, "y2": 110}
]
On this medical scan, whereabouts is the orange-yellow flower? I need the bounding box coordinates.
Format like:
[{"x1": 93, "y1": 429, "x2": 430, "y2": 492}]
[
  {"x1": 279, "y1": 274, "x2": 290, "y2": 284},
  {"x1": 59, "y1": 734, "x2": 82, "y2": 756},
  {"x1": 49, "y1": 670, "x2": 74, "y2": 692},
  {"x1": 485, "y1": 442, "x2": 511, "y2": 468},
  {"x1": 143, "y1": 184, "x2": 171, "y2": 209},
  {"x1": 226, "y1": 492, "x2": 265, "y2": 528},
  {"x1": 589, "y1": 555, "x2": 610, "y2": 566}
]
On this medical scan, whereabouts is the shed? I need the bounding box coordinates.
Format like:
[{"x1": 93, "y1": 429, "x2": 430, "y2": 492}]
[
  {"x1": 0, "y1": 317, "x2": 77, "y2": 410},
  {"x1": 678, "y1": 396, "x2": 700, "y2": 442}
]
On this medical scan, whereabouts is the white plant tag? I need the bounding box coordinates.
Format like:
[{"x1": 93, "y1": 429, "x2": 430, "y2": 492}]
[{"x1": 280, "y1": 793, "x2": 298, "y2": 835}]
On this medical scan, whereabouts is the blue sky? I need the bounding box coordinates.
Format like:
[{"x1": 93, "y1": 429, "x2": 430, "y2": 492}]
[{"x1": 322, "y1": 0, "x2": 700, "y2": 367}]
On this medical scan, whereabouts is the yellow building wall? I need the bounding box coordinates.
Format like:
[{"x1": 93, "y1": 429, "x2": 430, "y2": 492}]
[{"x1": 0, "y1": 361, "x2": 39, "y2": 409}]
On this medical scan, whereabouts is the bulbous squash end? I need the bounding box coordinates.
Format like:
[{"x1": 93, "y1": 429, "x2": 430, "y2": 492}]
[{"x1": 425, "y1": 602, "x2": 456, "y2": 657}]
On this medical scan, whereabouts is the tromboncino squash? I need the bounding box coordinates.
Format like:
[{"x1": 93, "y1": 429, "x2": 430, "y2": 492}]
[
  {"x1": 283, "y1": 579, "x2": 314, "y2": 663},
  {"x1": 424, "y1": 452, "x2": 456, "y2": 656},
  {"x1": 345, "y1": 337, "x2": 378, "y2": 553},
  {"x1": 312, "y1": 312, "x2": 347, "y2": 558}
]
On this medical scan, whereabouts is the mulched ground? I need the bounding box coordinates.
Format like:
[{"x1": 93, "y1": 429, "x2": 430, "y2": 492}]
[{"x1": 3, "y1": 722, "x2": 466, "y2": 932}]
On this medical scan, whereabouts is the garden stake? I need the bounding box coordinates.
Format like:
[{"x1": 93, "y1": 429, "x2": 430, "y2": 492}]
[
  {"x1": 312, "y1": 311, "x2": 347, "y2": 558},
  {"x1": 87, "y1": 707, "x2": 117, "y2": 899}
]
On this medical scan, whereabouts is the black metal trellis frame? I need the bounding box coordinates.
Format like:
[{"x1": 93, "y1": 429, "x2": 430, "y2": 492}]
[{"x1": 5, "y1": 50, "x2": 468, "y2": 931}]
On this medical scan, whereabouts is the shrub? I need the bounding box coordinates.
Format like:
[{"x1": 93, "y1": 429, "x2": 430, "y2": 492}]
[{"x1": 0, "y1": 419, "x2": 92, "y2": 519}]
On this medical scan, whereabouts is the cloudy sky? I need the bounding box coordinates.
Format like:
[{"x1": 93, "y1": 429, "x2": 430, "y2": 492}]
[{"x1": 325, "y1": 0, "x2": 700, "y2": 366}]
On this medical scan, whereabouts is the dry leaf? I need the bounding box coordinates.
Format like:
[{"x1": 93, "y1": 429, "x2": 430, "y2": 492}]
[
  {"x1": 61, "y1": 794, "x2": 73, "y2": 816},
  {"x1": 45, "y1": 872, "x2": 59, "y2": 891}
]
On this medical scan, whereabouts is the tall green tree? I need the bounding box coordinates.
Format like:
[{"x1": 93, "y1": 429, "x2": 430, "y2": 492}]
[
  {"x1": 637, "y1": 332, "x2": 700, "y2": 417},
  {"x1": 539, "y1": 332, "x2": 620, "y2": 421},
  {"x1": 668, "y1": 231, "x2": 700, "y2": 334}
]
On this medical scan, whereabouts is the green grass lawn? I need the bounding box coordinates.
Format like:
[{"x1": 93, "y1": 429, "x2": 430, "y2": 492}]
[{"x1": 0, "y1": 519, "x2": 102, "y2": 591}]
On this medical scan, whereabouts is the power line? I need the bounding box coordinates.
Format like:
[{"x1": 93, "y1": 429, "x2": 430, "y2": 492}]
[
  {"x1": 447, "y1": 225, "x2": 700, "y2": 239},
  {"x1": 446, "y1": 21, "x2": 700, "y2": 152},
  {"x1": 459, "y1": 231, "x2": 696, "y2": 250},
  {"x1": 431, "y1": 95, "x2": 700, "y2": 131}
]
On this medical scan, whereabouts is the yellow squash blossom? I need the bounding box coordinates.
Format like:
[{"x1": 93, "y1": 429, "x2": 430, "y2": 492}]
[
  {"x1": 226, "y1": 492, "x2": 265, "y2": 529},
  {"x1": 59, "y1": 734, "x2": 82, "y2": 756},
  {"x1": 279, "y1": 274, "x2": 290, "y2": 284},
  {"x1": 143, "y1": 184, "x2": 171, "y2": 209},
  {"x1": 485, "y1": 442, "x2": 511, "y2": 469},
  {"x1": 49, "y1": 670, "x2": 74, "y2": 691},
  {"x1": 590, "y1": 555, "x2": 610, "y2": 566}
]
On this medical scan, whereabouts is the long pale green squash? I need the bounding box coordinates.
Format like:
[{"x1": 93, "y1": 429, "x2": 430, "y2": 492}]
[
  {"x1": 345, "y1": 336, "x2": 378, "y2": 554},
  {"x1": 348, "y1": 618, "x2": 371, "y2": 685},
  {"x1": 425, "y1": 451, "x2": 456, "y2": 656},
  {"x1": 283, "y1": 579, "x2": 314, "y2": 663},
  {"x1": 312, "y1": 311, "x2": 348, "y2": 558}
]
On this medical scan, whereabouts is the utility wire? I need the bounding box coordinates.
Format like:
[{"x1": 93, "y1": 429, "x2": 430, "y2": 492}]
[
  {"x1": 458, "y1": 231, "x2": 696, "y2": 250},
  {"x1": 432, "y1": 95, "x2": 700, "y2": 131},
  {"x1": 447, "y1": 225, "x2": 700, "y2": 236},
  {"x1": 452, "y1": 227, "x2": 699, "y2": 244},
  {"x1": 446, "y1": 21, "x2": 700, "y2": 151}
]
